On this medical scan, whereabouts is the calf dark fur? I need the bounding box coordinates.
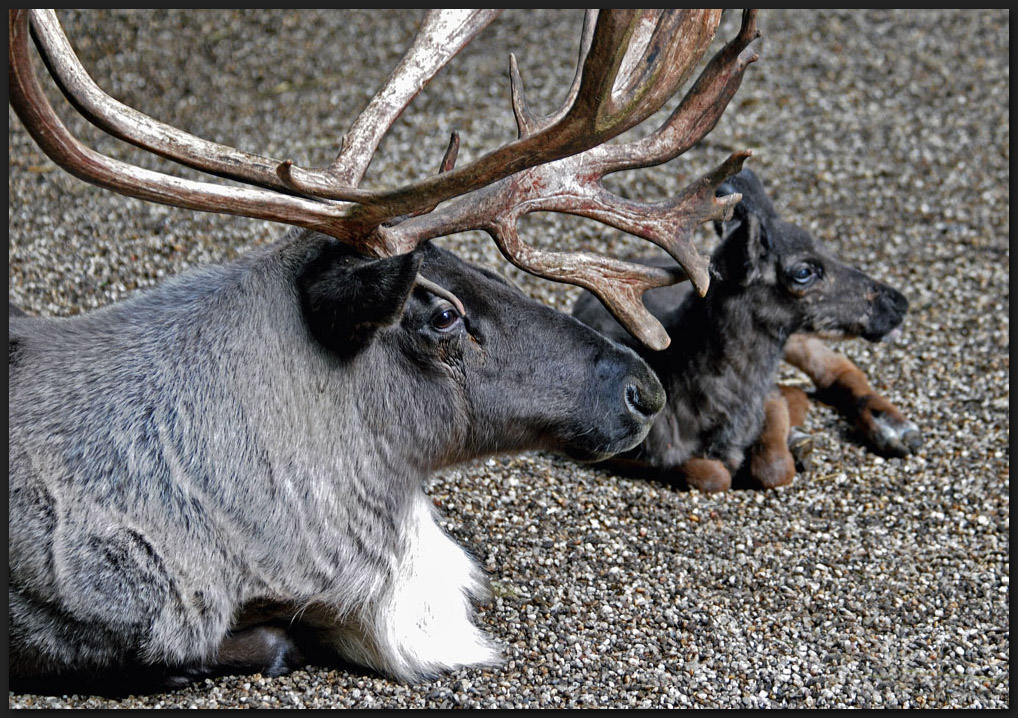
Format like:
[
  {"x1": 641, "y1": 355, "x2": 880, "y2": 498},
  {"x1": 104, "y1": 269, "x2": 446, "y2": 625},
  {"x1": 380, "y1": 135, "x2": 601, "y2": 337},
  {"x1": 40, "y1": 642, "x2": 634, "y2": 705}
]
[
  {"x1": 9, "y1": 233, "x2": 665, "y2": 690},
  {"x1": 573, "y1": 168, "x2": 920, "y2": 492}
]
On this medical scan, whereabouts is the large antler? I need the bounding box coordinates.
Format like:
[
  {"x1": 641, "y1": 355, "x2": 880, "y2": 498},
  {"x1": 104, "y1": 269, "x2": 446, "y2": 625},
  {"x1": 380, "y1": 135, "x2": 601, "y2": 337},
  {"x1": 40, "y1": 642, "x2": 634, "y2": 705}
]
[{"x1": 9, "y1": 9, "x2": 760, "y2": 350}]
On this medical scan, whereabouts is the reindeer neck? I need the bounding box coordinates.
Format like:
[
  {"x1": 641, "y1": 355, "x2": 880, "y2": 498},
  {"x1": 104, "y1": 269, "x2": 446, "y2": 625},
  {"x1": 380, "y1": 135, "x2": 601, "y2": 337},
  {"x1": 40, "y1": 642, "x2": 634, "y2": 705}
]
[{"x1": 656, "y1": 283, "x2": 791, "y2": 392}]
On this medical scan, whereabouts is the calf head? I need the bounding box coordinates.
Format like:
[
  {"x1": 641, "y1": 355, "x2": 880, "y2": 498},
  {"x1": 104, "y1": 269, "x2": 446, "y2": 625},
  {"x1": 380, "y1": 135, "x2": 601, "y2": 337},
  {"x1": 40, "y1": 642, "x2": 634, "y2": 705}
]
[
  {"x1": 299, "y1": 238, "x2": 666, "y2": 466},
  {"x1": 712, "y1": 168, "x2": 908, "y2": 342}
]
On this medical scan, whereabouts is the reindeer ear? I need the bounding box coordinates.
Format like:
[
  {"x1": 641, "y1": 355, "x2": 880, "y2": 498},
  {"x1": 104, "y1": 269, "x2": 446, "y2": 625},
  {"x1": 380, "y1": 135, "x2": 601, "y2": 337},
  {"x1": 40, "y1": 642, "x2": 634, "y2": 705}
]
[
  {"x1": 299, "y1": 243, "x2": 423, "y2": 354},
  {"x1": 713, "y1": 168, "x2": 781, "y2": 240},
  {"x1": 714, "y1": 212, "x2": 771, "y2": 286},
  {"x1": 713, "y1": 181, "x2": 745, "y2": 238},
  {"x1": 737, "y1": 213, "x2": 773, "y2": 284},
  {"x1": 746, "y1": 213, "x2": 772, "y2": 253}
]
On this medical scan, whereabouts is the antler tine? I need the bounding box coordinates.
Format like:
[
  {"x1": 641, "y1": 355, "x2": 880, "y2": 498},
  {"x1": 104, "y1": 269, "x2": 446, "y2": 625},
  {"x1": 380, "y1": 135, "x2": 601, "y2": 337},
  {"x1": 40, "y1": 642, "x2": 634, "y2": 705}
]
[
  {"x1": 510, "y1": 9, "x2": 597, "y2": 138},
  {"x1": 491, "y1": 219, "x2": 688, "y2": 351},
  {"x1": 23, "y1": 9, "x2": 295, "y2": 195},
  {"x1": 594, "y1": 9, "x2": 761, "y2": 172},
  {"x1": 282, "y1": 9, "x2": 501, "y2": 193},
  {"x1": 588, "y1": 11, "x2": 721, "y2": 133},
  {"x1": 513, "y1": 10, "x2": 723, "y2": 141}
]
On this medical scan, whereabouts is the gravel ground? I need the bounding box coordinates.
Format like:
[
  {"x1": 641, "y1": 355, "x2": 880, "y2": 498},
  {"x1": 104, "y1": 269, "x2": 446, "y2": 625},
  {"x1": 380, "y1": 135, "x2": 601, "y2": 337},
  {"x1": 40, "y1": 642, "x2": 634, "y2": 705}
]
[{"x1": 8, "y1": 9, "x2": 1009, "y2": 710}]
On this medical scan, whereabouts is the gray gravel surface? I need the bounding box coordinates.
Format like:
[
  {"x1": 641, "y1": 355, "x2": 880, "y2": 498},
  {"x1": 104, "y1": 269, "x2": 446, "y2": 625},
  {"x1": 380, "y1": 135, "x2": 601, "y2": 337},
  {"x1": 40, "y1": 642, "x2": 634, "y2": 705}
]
[{"x1": 8, "y1": 9, "x2": 1009, "y2": 710}]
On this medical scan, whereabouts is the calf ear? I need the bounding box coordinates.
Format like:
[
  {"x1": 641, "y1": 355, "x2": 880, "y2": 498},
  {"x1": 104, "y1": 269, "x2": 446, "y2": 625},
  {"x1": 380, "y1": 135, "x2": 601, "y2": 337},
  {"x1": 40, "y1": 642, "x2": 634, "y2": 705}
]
[
  {"x1": 713, "y1": 182, "x2": 745, "y2": 238},
  {"x1": 737, "y1": 213, "x2": 773, "y2": 285},
  {"x1": 299, "y1": 244, "x2": 423, "y2": 355},
  {"x1": 715, "y1": 213, "x2": 771, "y2": 286},
  {"x1": 713, "y1": 168, "x2": 779, "y2": 239}
]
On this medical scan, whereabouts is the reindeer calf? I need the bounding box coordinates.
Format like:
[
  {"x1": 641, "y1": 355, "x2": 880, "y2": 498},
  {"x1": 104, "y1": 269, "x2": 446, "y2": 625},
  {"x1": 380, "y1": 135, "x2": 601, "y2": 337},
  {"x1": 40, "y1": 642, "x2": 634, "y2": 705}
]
[{"x1": 573, "y1": 168, "x2": 920, "y2": 492}]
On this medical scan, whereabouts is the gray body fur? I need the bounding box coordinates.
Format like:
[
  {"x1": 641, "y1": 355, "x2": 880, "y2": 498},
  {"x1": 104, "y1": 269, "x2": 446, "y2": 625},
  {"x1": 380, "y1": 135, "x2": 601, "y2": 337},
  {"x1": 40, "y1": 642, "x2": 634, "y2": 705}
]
[
  {"x1": 572, "y1": 168, "x2": 908, "y2": 485},
  {"x1": 9, "y1": 230, "x2": 664, "y2": 689}
]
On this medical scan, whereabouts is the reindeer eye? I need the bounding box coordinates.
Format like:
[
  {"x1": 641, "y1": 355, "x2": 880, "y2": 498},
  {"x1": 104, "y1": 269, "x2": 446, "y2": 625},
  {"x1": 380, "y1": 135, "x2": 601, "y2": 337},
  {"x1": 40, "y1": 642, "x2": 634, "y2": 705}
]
[
  {"x1": 430, "y1": 306, "x2": 461, "y2": 331},
  {"x1": 789, "y1": 264, "x2": 817, "y2": 286}
]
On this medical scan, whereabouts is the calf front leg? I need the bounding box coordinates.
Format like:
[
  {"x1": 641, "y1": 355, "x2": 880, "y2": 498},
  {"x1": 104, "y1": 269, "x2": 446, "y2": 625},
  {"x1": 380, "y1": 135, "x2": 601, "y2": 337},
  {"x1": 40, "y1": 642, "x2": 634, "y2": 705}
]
[
  {"x1": 598, "y1": 455, "x2": 732, "y2": 493},
  {"x1": 784, "y1": 334, "x2": 921, "y2": 457},
  {"x1": 677, "y1": 457, "x2": 733, "y2": 493},
  {"x1": 779, "y1": 384, "x2": 814, "y2": 473},
  {"x1": 744, "y1": 389, "x2": 797, "y2": 489}
]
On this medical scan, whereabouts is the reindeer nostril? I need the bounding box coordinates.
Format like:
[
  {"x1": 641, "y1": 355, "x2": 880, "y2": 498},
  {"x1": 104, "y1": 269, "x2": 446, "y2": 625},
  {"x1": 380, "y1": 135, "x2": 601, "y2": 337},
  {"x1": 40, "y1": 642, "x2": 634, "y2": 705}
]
[{"x1": 625, "y1": 381, "x2": 664, "y2": 420}]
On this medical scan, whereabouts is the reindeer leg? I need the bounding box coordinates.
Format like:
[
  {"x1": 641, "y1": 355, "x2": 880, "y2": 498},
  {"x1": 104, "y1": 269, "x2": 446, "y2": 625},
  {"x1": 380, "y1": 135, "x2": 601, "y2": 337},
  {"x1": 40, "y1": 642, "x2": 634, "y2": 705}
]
[
  {"x1": 160, "y1": 625, "x2": 305, "y2": 688},
  {"x1": 741, "y1": 390, "x2": 797, "y2": 489},
  {"x1": 214, "y1": 625, "x2": 305, "y2": 677},
  {"x1": 676, "y1": 457, "x2": 733, "y2": 493},
  {"x1": 779, "y1": 384, "x2": 814, "y2": 473},
  {"x1": 784, "y1": 334, "x2": 921, "y2": 457}
]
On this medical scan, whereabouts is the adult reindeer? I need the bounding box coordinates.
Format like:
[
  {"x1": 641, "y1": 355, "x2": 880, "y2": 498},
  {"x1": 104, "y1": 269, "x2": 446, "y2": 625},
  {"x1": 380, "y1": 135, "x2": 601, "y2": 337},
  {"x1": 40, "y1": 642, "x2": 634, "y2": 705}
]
[{"x1": 9, "y1": 10, "x2": 760, "y2": 689}]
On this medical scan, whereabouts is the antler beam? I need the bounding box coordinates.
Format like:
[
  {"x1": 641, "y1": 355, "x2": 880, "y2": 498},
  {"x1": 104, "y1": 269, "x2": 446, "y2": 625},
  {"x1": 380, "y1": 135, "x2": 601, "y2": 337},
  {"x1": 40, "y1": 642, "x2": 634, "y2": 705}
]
[{"x1": 8, "y1": 9, "x2": 760, "y2": 350}]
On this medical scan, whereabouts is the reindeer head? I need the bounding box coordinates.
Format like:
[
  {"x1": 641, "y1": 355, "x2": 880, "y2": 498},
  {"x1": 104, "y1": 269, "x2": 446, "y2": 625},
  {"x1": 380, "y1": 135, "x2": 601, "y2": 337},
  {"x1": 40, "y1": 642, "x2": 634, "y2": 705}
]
[
  {"x1": 295, "y1": 237, "x2": 666, "y2": 465},
  {"x1": 712, "y1": 168, "x2": 908, "y2": 342}
]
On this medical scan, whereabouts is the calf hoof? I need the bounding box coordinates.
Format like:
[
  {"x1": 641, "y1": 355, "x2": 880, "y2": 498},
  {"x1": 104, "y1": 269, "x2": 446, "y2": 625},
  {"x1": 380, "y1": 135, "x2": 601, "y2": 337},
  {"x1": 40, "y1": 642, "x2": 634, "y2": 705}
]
[
  {"x1": 752, "y1": 458, "x2": 795, "y2": 489},
  {"x1": 787, "y1": 429, "x2": 814, "y2": 473},
  {"x1": 680, "y1": 458, "x2": 732, "y2": 493},
  {"x1": 865, "y1": 410, "x2": 922, "y2": 457}
]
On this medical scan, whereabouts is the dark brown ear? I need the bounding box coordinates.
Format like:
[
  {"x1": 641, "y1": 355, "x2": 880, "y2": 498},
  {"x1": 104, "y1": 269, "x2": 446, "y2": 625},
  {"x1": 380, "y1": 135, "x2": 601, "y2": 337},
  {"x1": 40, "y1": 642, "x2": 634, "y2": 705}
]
[
  {"x1": 712, "y1": 212, "x2": 771, "y2": 287},
  {"x1": 712, "y1": 167, "x2": 779, "y2": 240},
  {"x1": 713, "y1": 172, "x2": 749, "y2": 239},
  {"x1": 298, "y1": 243, "x2": 423, "y2": 355}
]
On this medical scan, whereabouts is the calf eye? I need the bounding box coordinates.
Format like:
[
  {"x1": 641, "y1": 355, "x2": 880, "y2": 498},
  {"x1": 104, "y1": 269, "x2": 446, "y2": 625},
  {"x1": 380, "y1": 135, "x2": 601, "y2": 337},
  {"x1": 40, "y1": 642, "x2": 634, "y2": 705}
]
[
  {"x1": 789, "y1": 263, "x2": 818, "y2": 286},
  {"x1": 431, "y1": 306, "x2": 461, "y2": 331}
]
